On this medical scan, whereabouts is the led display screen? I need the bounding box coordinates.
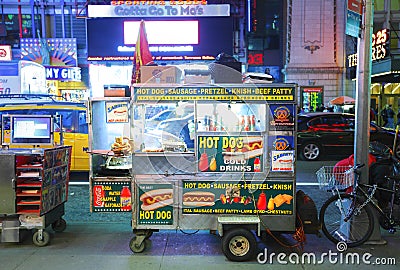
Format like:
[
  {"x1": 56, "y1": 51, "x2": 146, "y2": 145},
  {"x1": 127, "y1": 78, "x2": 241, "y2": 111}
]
[
  {"x1": 124, "y1": 20, "x2": 199, "y2": 45},
  {"x1": 87, "y1": 17, "x2": 233, "y2": 61},
  {"x1": 11, "y1": 116, "x2": 52, "y2": 144}
]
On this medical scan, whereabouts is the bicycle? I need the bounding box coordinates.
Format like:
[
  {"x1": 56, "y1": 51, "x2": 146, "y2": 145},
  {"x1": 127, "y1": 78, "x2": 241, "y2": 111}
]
[{"x1": 316, "y1": 154, "x2": 400, "y2": 247}]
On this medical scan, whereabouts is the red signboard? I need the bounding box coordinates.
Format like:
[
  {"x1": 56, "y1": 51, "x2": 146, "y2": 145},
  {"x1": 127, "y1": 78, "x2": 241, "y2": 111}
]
[
  {"x1": 348, "y1": 0, "x2": 363, "y2": 15},
  {"x1": 248, "y1": 53, "x2": 263, "y2": 65}
]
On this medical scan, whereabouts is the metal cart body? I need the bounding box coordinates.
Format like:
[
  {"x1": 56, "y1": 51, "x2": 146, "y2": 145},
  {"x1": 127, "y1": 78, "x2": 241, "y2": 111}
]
[
  {"x1": 0, "y1": 146, "x2": 71, "y2": 246},
  {"x1": 88, "y1": 84, "x2": 297, "y2": 261}
]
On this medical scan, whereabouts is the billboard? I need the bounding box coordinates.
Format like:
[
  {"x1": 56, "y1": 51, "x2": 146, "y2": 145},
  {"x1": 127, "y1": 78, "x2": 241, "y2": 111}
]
[{"x1": 87, "y1": 17, "x2": 233, "y2": 61}]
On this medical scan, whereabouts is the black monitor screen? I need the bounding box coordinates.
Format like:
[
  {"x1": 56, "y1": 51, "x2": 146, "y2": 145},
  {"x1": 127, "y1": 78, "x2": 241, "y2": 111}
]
[{"x1": 11, "y1": 116, "x2": 52, "y2": 144}]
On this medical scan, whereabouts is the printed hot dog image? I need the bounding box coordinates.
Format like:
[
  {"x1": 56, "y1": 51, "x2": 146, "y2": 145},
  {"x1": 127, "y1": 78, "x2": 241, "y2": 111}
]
[
  {"x1": 182, "y1": 191, "x2": 215, "y2": 207},
  {"x1": 140, "y1": 188, "x2": 173, "y2": 211},
  {"x1": 222, "y1": 136, "x2": 263, "y2": 161}
]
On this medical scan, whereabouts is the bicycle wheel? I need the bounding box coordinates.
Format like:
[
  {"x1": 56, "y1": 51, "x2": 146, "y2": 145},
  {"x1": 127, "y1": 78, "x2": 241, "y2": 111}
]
[{"x1": 319, "y1": 193, "x2": 374, "y2": 247}]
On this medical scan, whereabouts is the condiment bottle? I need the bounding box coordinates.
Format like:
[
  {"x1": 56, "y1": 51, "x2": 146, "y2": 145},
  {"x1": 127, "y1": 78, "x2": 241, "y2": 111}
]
[{"x1": 254, "y1": 157, "x2": 261, "y2": 172}]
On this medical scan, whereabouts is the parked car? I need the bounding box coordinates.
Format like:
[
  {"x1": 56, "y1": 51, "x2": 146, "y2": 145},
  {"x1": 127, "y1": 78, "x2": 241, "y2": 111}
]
[{"x1": 297, "y1": 112, "x2": 400, "y2": 161}]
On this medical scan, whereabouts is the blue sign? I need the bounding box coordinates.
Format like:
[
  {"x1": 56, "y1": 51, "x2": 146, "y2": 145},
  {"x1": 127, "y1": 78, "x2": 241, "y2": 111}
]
[
  {"x1": 346, "y1": 10, "x2": 361, "y2": 38},
  {"x1": 45, "y1": 67, "x2": 81, "y2": 81}
]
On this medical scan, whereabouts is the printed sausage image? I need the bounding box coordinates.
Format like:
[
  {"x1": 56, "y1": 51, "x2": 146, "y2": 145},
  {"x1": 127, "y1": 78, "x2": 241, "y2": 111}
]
[
  {"x1": 140, "y1": 189, "x2": 173, "y2": 211},
  {"x1": 183, "y1": 191, "x2": 215, "y2": 207}
]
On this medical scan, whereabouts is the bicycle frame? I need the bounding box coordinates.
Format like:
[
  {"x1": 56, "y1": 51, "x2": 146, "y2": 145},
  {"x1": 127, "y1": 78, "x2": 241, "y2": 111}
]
[{"x1": 338, "y1": 163, "x2": 398, "y2": 229}]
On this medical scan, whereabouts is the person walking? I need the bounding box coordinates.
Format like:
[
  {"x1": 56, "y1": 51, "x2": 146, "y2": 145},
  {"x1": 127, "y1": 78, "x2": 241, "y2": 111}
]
[
  {"x1": 381, "y1": 105, "x2": 388, "y2": 127},
  {"x1": 370, "y1": 107, "x2": 376, "y2": 122},
  {"x1": 385, "y1": 104, "x2": 395, "y2": 129},
  {"x1": 397, "y1": 108, "x2": 400, "y2": 128}
]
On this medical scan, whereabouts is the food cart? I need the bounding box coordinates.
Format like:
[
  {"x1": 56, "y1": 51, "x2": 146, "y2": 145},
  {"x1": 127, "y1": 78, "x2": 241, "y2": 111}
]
[
  {"x1": 88, "y1": 83, "x2": 297, "y2": 261},
  {"x1": 0, "y1": 114, "x2": 72, "y2": 246}
]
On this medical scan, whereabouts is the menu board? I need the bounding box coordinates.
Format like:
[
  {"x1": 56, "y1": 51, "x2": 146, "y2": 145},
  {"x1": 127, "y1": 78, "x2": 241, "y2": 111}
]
[
  {"x1": 134, "y1": 85, "x2": 296, "y2": 102},
  {"x1": 182, "y1": 180, "x2": 294, "y2": 215}
]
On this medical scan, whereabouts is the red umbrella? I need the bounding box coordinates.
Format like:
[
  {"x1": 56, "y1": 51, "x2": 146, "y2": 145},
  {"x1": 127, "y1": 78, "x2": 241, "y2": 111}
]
[
  {"x1": 329, "y1": 96, "x2": 355, "y2": 105},
  {"x1": 131, "y1": 20, "x2": 154, "y2": 85}
]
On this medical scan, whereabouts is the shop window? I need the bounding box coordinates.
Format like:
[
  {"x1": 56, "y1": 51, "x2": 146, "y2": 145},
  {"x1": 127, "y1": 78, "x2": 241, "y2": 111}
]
[
  {"x1": 0, "y1": 14, "x2": 41, "y2": 48},
  {"x1": 375, "y1": 0, "x2": 385, "y2": 11},
  {"x1": 392, "y1": 0, "x2": 400, "y2": 10},
  {"x1": 78, "y1": 111, "x2": 88, "y2": 134}
]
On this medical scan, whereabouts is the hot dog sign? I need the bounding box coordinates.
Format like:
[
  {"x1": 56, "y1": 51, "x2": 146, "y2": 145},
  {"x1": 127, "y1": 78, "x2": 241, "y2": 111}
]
[
  {"x1": 197, "y1": 135, "x2": 264, "y2": 173},
  {"x1": 137, "y1": 183, "x2": 174, "y2": 225}
]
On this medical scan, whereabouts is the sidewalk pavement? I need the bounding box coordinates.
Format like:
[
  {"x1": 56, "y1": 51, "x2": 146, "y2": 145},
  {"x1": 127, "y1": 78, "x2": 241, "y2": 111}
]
[{"x1": 1, "y1": 160, "x2": 399, "y2": 269}]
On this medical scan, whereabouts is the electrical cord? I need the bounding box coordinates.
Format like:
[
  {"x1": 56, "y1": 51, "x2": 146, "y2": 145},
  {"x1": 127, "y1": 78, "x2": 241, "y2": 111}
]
[
  {"x1": 179, "y1": 229, "x2": 200, "y2": 235},
  {"x1": 244, "y1": 169, "x2": 306, "y2": 251}
]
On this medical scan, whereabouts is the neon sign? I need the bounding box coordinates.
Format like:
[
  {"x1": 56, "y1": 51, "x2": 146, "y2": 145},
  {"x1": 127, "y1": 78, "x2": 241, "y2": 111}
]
[
  {"x1": 248, "y1": 53, "x2": 264, "y2": 65},
  {"x1": 347, "y1": 29, "x2": 390, "y2": 68},
  {"x1": 111, "y1": 1, "x2": 207, "y2": 5}
]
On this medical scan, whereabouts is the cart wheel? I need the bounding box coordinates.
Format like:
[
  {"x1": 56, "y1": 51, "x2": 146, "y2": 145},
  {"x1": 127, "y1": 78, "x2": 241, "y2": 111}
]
[
  {"x1": 52, "y1": 218, "x2": 67, "y2": 233},
  {"x1": 145, "y1": 230, "x2": 153, "y2": 239},
  {"x1": 32, "y1": 230, "x2": 50, "y2": 247},
  {"x1": 129, "y1": 236, "x2": 146, "y2": 253},
  {"x1": 221, "y1": 228, "x2": 257, "y2": 262}
]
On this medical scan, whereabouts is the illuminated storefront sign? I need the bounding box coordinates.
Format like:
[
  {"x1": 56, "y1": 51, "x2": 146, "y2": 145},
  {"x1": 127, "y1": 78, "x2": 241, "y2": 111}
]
[
  {"x1": 248, "y1": 52, "x2": 264, "y2": 65},
  {"x1": 300, "y1": 86, "x2": 323, "y2": 112},
  {"x1": 347, "y1": 29, "x2": 389, "y2": 68},
  {"x1": 45, "y1": 67, "x2": 82, "y2": 81},
  {"x1": 111, "y1": 1, "x2": 208, "y2": 5},
  {"x1": 88, "y1": 3, "x2": 229, "y2": 18},
  {"x1": 20, "y1": 38, "x2": 78, "y2": 67}
]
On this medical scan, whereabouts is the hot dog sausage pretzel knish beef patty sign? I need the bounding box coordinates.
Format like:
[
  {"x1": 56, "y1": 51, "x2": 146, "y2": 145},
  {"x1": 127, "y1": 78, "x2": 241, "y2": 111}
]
[{"x1": 182, "y1": 180, "x2": 294, "y2": 215}]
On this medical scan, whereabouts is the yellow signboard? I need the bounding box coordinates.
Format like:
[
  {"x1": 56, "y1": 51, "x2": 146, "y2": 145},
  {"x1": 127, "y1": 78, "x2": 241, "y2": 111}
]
[{"x1": 133, "y1": 85, "x2": 296, "y2": 102}]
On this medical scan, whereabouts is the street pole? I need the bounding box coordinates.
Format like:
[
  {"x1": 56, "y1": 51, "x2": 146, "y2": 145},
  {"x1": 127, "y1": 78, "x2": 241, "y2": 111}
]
[{"x1": 354, "y1": 0, "x2": 385, "y2": 244}]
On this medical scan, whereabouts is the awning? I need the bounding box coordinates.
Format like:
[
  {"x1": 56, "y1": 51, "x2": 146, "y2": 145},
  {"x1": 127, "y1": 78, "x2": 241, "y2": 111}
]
[
  {"x1": 371, "y1": 57, "x2": 400, "y2": 83},
  {"x1": 329, "y1": 96, "x2": 355, "y2": 105}
]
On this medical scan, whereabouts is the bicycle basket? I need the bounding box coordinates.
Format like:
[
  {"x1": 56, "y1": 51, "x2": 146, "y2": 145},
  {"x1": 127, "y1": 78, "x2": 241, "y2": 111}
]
[{"x1": 316, "y1": 166, "x2": 354, "y2": 190}]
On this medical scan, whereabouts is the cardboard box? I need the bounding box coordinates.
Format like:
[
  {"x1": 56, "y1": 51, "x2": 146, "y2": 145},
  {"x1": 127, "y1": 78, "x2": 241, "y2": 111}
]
[
  {"x1": 104, "y1": 85, "x2": 130, "y2": 97},
  {"x1": 140, "y1": 66, "x2": 182, "y2": 84}
]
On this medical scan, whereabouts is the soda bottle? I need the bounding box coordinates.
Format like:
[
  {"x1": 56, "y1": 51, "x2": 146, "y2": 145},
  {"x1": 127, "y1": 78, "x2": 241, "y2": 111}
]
[
  {"x1": 245, "y1": 115, "x2": 251, "y2": 131},
  {"x1": 250, "y1": 115, "x2": 256, "y2": 131},
  {"x1": 120, "y1": 186, "x2": 132, "y2": 211},
  {"x1": 254, "y1": 157, "x2": 261, "y2": 172},
  {"x1": 240, "y1": 115, "x2": 245, "y2": 131}
]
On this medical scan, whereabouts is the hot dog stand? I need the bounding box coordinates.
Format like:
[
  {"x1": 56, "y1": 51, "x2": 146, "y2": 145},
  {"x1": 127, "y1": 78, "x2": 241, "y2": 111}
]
[{"x1": 88, "y1": 83, "x2": 297, "y2": 261}]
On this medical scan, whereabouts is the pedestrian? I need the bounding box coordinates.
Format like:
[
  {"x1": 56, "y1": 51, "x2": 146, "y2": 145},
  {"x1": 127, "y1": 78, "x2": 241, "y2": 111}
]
[
  {"x1": 381, "y1": 105, "x2": 388, "y2": 127},
  {"x1": 397, "y1": 108, "x2": 400, "y2": 127},
  {"x1": 384, "y1": 104, "x2": 395, "y2": 128},
  {"x1": 370, "y1": 107, "x2": 376, "y2": 122},
  {"x1": 316, "y1": 104, "x2": 325, "y2": 112}
]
